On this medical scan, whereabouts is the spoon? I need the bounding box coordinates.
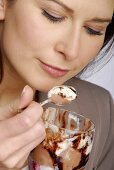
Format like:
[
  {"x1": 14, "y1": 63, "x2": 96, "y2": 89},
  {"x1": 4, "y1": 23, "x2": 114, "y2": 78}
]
[{"x1": 40, "y1": 85, "x2": 77, "y2": 106}]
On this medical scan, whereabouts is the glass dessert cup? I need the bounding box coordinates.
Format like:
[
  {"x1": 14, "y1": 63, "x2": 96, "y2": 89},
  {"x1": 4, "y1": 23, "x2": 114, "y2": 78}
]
[{"x1": 29, "y1": 107, "x2": 95, "y2": 170}]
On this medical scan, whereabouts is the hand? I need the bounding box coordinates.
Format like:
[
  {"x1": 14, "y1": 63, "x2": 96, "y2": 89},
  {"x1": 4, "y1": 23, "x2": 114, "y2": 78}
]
[{"x1": 0, "y1": 85, "x2": 46, "y2": 169}]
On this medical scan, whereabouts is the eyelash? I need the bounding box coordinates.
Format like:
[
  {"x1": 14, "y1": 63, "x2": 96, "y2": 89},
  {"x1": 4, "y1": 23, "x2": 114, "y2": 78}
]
[
  {"x1": 85, "y1": 26, "x2": 103, "y2": 36},
  {"x1": 42, "y1": 10, "x2": 104, "y2": 36},
  {"x1": 42, "y1": 9, "x2": 65, "y2": 23}
]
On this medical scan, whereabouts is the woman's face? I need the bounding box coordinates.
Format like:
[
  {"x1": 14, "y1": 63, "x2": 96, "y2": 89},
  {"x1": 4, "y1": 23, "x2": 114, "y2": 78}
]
[{"x1": 1, "y1": 0, "x2": 113, "y2": 91}]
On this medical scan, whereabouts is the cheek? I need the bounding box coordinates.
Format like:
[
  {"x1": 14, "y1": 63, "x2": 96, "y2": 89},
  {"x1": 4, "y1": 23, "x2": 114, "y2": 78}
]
[
  {"x1": 14, "y1": 16, "x2": 49, "y2": 51},
  {"x1": 68, "y1": 38, "x2": 105, "y2": 77},
  {"x1": 79, "y1": 37, "x2": 104, "y2": 64},
  {"x1": 5, "y1": 4, "x2": 51, "y2": 53}
]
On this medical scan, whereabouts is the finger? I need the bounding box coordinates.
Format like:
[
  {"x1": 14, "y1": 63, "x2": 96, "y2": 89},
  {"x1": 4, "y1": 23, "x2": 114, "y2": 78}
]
[
  {"x1": 0, "y1": 101, "x2": 43, "y2": 138},
  {"x1": 3, "y1": 138, "x2": 44, "y2": 169},
  {"x1": 0, "y1": 120, "x2": 45, "y2": 161},
  {"x1": 0, "y1": 85, "x2": 34, "y2": 120}
]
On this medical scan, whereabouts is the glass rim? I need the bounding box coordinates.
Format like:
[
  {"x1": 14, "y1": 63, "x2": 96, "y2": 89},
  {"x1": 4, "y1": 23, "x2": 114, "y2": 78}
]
[{"x1": 44, "y1": 107, "x2": 96, "y2": 133}]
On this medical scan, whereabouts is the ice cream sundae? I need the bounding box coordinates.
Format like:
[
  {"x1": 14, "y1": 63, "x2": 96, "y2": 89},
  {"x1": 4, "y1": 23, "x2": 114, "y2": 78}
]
[{"x1": 29, "y1": 107, "x2": 95, "y2": 170}]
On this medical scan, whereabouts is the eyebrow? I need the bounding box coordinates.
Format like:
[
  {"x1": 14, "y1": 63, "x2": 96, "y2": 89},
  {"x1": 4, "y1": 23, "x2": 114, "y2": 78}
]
[
  {"x1": 89, "y1": 17, "x2": 112, "y2": 24},
  {"x1": 44, "y1": 0, "x2": 112, "y2": 23},
  {"x1": 45, "y1": 0, "x2": 73, "y2": 13}
]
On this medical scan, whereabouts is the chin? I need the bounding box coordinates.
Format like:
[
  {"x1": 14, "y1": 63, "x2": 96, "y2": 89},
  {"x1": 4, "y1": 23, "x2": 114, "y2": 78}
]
[
  {"x1": 34, "y1": 80, "x2": 65, "y2": 92},
  {"x1": 27, "y1": 75, "x2": 68, "y2": 92}
]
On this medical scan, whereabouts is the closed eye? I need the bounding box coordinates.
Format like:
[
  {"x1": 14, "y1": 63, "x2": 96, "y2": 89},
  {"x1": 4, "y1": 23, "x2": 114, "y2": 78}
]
[
  {"x1": 41, "y1": 9, "x2": 66, "y2": 23},
  {"x1": 85, "y1": 26, "x2": 104, "y2": 36}
]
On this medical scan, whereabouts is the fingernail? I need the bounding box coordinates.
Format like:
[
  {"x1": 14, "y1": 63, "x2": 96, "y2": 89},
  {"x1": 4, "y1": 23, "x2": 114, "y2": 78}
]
[
  {"x1": 19, "y1": 85, "x2": 28, "y2": 109},
  {"x1": 21, "y1": 85, "x2": 28, "y2": 97}
]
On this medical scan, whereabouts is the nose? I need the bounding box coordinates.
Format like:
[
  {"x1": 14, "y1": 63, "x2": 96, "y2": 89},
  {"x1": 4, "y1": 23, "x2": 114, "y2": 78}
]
[{"x1": 55, "y1": 26, "x2": 81, "y2": 60}]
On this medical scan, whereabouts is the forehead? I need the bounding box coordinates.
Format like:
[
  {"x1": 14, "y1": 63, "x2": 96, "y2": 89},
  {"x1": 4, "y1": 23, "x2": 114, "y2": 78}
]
[
  {"x1": 51, "y1": 0, "x2": 114, "y2": 9},
  {"x1": 47, "y1": 0, "x2": 114, "y2": 17}
]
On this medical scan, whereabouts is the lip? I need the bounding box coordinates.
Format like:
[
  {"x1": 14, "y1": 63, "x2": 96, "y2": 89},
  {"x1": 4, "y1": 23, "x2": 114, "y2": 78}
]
[{"x1": 39, "y1": 60, "x2": 69, "y2": 78}]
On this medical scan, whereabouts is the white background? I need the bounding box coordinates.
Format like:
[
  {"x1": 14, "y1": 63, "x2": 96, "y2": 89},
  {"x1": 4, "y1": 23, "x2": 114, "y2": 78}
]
[{"x1": 85, "y1": 57, "x2": 114, "y2": 99}]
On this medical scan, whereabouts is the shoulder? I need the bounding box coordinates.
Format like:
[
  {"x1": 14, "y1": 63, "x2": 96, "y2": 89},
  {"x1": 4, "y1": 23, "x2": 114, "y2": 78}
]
[
  {"x1": 64, "y1": 77, "x2": 113, "y2": 121},
  {"x1": 66, "y1": 77, "x2": 110, "y2": 97},
  {"x1": 65, "y1": 77, "x2": 114, "y2": 170},
  {"x1": 65, "y1": 77, "x2": 113, "y2": 120},
  {"x1": 65, "y1": 77, "x2": 112, "y2": 107}
]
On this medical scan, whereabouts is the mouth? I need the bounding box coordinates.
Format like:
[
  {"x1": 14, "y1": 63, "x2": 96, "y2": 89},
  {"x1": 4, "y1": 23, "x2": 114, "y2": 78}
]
[{"x1": 39, "y1": 60, "x2": 69, "y2": 78}]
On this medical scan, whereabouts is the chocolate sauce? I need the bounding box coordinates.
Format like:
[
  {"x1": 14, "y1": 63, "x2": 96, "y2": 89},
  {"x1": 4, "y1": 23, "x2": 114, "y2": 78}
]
[
  {"x1": 42, "y1": 132, "x2": 91, "y2": 170},
  {"x1": 73, "y1": 137, "x2": 89, "y2": 169},
  {"x1": 61, "y1": 111, "x2": 67, "y2": 129},
  {"x1": 30, "y1": 108, "x2": 95, "y2": 170}
]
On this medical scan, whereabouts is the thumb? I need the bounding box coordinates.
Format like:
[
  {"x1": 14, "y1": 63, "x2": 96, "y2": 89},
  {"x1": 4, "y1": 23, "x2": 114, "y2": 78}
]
[
  {"x1": 0, "y1": 85, "x2": 34, "y2": 120},
  {"x1": 19, "y1": 85, "x2": 34, "y2": 110}
]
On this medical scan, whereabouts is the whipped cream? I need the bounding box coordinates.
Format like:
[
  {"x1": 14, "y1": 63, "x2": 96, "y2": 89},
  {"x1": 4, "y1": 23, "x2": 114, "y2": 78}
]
[{"x1": 48, "y1": 85, "x2": 77, "y2": 105}]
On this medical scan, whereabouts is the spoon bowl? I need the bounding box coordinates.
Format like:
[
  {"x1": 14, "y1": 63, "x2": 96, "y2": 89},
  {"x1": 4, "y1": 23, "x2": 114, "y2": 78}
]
[{"x1": 41, "y1": 85, "x2": 77, "y2": 106}]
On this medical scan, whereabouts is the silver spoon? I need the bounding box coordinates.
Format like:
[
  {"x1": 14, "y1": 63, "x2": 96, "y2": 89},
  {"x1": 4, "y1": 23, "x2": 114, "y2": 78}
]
[{"x1": 40, "y1": 85, "x2": 77, "y2": 106}]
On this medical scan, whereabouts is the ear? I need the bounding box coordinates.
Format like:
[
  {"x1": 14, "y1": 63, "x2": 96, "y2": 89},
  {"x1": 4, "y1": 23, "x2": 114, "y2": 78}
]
[{"x1": 0, "y1": 0, "x2": 6, "y2": 20}]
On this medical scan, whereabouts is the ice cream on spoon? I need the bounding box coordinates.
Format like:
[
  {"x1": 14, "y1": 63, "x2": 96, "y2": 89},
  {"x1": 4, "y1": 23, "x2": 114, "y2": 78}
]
[{"x1": 41, "y1": 85, "x2": 77, "y2": 106}]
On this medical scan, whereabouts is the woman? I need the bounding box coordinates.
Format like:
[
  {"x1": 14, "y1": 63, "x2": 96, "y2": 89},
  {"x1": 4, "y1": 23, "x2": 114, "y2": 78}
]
[{"x1": 0, "y1": 0, "x2": 113, "y2": 169}]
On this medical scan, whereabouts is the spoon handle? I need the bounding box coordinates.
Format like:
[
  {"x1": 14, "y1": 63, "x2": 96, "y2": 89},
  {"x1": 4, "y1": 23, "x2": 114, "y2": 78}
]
[{"x1": 40, "y1": 99, "x2": 51, "y2": 106}]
